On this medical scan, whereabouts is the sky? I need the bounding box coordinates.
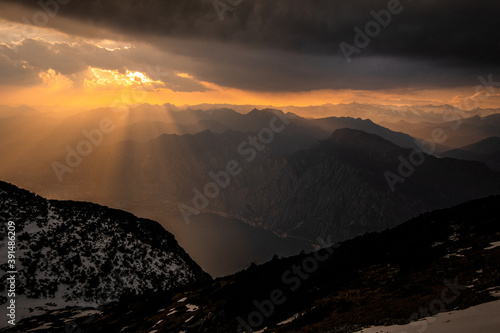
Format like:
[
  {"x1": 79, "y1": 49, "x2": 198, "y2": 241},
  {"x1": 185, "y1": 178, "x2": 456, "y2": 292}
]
[{"x1": 0, "y1": 0, "x2": 499, "y2": 109}]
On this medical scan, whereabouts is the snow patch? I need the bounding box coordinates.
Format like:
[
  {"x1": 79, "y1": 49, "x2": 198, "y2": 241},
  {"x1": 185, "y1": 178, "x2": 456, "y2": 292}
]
[
  {"x1": 354, "y1": 299, "x2": 500, "y2": 333},
  {"x1": 185, "y1": 304, "x2": 199, "y2": 312},
  {"x1": 277, "y1": 313, "x2": 300, "y2": 325},
  {"x1": 27, "y1": 322, "x2": 52, "y2": 332},
  {"x1": 485, "y1": 241, "x2": 500, "y2": 250},
  {"x1": 443, "y1": 253, "x2": 464, "y2": 259}
]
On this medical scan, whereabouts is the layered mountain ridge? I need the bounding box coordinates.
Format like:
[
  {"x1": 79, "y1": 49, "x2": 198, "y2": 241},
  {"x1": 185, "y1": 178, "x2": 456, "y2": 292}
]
[{"x1": 1, "y1": 106, "x2": 500, "y2": 248}]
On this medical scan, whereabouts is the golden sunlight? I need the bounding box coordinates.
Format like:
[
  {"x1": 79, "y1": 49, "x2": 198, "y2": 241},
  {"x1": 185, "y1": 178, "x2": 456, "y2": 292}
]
[
  {"x1": 39, "y1": 69, "x2": 73, "y2": 89},
  {"x1": 84, "y1": 67, "x2": 165, "y2": 90}
]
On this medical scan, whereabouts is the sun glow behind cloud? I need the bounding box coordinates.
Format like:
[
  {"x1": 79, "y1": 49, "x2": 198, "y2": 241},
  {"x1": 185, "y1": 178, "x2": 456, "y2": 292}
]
[{"x1": 84, "y1": 67, "x2": 165, "y2": 90}]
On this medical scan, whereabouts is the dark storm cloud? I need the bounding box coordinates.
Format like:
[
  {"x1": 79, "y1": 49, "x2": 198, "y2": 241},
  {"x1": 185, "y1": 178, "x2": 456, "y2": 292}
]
[
  {"x1": 0, "y1": 51, "x2": 39, "y2": 85},
  {"x1": 4, "y1": 0, "x2": 500, "y2": 64},
  {"x1": 1, "y1": 0, "x2": 499, "y2": 92}
]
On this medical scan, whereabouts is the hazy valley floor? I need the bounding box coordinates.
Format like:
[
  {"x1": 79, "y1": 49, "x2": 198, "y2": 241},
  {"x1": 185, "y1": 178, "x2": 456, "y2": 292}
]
[{"x1": 126, "y1": 208, "x2": 313, "y2": 277}]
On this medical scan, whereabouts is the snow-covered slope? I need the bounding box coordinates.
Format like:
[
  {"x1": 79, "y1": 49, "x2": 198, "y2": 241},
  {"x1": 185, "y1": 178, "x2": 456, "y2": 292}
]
[
  {"x1": 0, "y1": 181, "x2": 210, "y2": 325},
  {"x1": 355, "y1": 299, "x2": 500, "y2": 333}
]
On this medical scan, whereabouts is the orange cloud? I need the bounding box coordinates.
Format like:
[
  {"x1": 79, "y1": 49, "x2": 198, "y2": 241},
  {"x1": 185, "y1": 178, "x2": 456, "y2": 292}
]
[
  {"x1": 83, "y1": 67, "x2": 165, "y2": 90},
  {"x1": 39, "y1": 69, "x2": 73, "y2": 89}
]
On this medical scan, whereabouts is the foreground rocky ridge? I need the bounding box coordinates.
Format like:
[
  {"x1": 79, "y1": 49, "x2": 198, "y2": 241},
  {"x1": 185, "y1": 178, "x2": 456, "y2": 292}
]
[
  {"x1": 0, "y1": 181, "x2": 210, "y2": 320},
  {"x1": 4, "y1": 195, "x2": 500, "y2": 332}
]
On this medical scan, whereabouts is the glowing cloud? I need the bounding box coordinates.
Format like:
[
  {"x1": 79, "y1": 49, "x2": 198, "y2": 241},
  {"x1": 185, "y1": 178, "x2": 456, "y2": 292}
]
[
  {"x1": 176, "y1": 73, "x2": 194, "y2": 79},
  {"x1": 84, "y1": 67, "x2": 165, "y2": 90},
  {"x1": 39, "y1": 69, "x2": 73, "y2": 89}
]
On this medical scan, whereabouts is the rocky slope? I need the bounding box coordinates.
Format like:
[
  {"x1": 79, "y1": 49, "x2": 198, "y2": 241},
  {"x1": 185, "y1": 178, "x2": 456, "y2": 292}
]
[
  {"x1": 0, "y1": 181, "x2": 210, "y2": 322},
  {"x1": 4, "y1": 195, "x2": 499, "y2": 332}
]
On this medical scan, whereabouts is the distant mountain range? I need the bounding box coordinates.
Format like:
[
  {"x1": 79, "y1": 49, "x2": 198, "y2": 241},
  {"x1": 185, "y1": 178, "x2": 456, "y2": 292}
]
[
  {"x1": 37, "y1": 126, "x2": 500, "y2": 245},
  {"x1": 0, "y1": 106, "x2": 423, "y2": 204},
  {"x1": 0, "y1": 105, "x2": 39, "y2": 119},
  {"x1": 98, "y1": 102, "x2": 499, "y2": 124},
  {"x1": 380, "y1": 114, "x2": 500, "y2": 151},
  {"x1": 4, "y1": 195, "x2": 500, "y2": 332},
  {"x1": 1, "y1": 106, "x2": 499, "y2": 246},
  {"x1": 276, "y1": 103, "x2": 500, "y2": 123},
  {"x1": 0, "y1": 181, "x2": 209, "y2": 325}
]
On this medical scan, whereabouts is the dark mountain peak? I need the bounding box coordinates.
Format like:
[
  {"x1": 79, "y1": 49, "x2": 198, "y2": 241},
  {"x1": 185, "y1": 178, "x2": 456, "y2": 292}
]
[
  {"x1": 247, "y1": 108, "x2": 275, "y2": 116},
  {"x1": 247, "y1": 108, "x2": 291, "y2": 118},
  {"x1": 462, "y1": 136, "x2": 500, "y2": 154},
  {"x1": 193, "y1": 128, "x2": 216, "y2": 138},
  {"x1": 327, "y1": 128, "x2": 401, "y2": 153},
  {"x1": 440, "y1": 136, "x2": 500, "y2": 171},
  {"x1": 161, "y1": 102, "x2": 179, "y2": 110},
  {"x1": 178, "y1": 107, "x2": 205, "y2": 114},
  {"x1": 0, "y1": 105, "x2": 40, "y2": 118},
  {"x1": 154, "y1": 129, "x2": 217, "y2": 145},
  {"x1": 156, "y1": 132, "x2": 180, "y2": 141},
  {"x1": 209, "y1": 108, "x2": 241, "y2": 117}
]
